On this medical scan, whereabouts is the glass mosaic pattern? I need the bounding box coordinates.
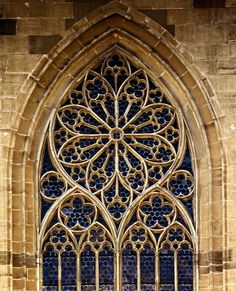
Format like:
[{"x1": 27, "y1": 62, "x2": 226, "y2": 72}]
[{"x1": 40, "y1": 51, "x2": 195, "y2": 290}]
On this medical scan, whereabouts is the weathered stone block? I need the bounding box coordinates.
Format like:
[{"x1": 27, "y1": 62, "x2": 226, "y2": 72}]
[
  {"x1": 217, "y1": 58, "x2": 236, "y2": 74},
  {"x1": 226, "y1": 0, "x2": 236, "y2": 7},
  {"x1": 197, "y1": 24, "x2": 228, "y2": 44},
  {"x1": 229, "y1": 24, "x2": 236, "y2": 39},
  {"x1": 168, "y1": 9, "x2": 212, "y2": 25},
  {"x1": 175, "y1": 24, "x2": 197, "y2": 43},
  {"x1": 0, "y1": 36, "x2": 28, "y2": 54},
  {"x1": 0, "y1": 19, "x2": 16, "y2": 35},
  {"x1": 17, "y1": 18, "x2": 65, "y2": 35},
  {"x1": 121, "y1": 0, "x2": 192, "y2": 9},
  {"x1": 193, "y1": 0, "x2": 225, "y2": 8},
  {"x1": 28, "y1": 35, "x2": 62, "y2": 54},
  {"x1": 3, "y1": 2, "x2": 29, "y2": 18},
  {"x1": 54, "y1": 2, "x2": 74, "y2": 18}
]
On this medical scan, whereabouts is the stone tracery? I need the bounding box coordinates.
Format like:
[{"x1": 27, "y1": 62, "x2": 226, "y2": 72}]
[{"x1": 40, "y1": 51, "x2": 195, "y2": 290}]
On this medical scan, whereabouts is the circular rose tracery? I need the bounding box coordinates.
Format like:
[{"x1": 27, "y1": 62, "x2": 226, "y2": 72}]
[{"x1": 50, "y1": 52, "x2": 184, "y2": 221}]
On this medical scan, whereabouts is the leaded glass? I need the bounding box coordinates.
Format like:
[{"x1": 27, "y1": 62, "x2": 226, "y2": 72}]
[{"x1": 40, "y1": 51, "x2": 195, "y2": 290}]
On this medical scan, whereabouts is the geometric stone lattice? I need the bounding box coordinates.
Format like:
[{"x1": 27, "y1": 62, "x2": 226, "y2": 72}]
[{"x1": 40, "y1": 51, "x2": 195, "y2": 290}]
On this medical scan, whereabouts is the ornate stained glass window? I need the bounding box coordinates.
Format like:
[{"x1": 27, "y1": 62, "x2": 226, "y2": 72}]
[{"x1": 40, "y1": 51, "x2": 195, "y2": 291}]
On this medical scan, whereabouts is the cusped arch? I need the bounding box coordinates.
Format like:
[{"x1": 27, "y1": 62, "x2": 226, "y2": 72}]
[{"x1": 10, "y1": 1, "x2": 225, "y2": 289}]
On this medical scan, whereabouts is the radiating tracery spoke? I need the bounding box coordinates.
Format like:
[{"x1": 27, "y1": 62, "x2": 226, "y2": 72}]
[{"x1": 52, "y1": 52, "x2": 181, "y2": 206}]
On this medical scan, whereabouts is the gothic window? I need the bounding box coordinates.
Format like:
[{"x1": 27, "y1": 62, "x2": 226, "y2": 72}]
[{"x1": 40, "y1": 51, "x2": 195, "y2": 291}]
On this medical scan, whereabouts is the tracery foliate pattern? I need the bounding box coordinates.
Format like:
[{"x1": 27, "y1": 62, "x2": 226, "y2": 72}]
[{"x1": 40, "y1": 51, "x2": 195, "y2": 291}]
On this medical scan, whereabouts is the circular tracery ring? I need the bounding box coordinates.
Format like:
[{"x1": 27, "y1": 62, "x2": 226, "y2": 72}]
[{"x1": 48, "y1": 52, "x2": 187, "y2": 222}]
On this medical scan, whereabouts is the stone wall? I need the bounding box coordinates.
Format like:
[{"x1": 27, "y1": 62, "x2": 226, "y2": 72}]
[{"x1": 0, "y1": 0, "x2": 236, "y2": 290}]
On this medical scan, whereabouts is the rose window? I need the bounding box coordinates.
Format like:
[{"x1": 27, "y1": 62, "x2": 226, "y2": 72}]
[{"x1": 40, "y1": 51, "x2": 195, "y2": 290}]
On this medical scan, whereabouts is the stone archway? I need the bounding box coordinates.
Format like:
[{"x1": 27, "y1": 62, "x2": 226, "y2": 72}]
[{"x1": 8, "y1": 1, "x2": 225, "y2": 290}]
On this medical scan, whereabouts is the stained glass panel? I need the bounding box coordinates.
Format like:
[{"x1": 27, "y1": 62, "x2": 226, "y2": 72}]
[{"x1": 40, "y1": 51, "x2": 195, "y2": 290}]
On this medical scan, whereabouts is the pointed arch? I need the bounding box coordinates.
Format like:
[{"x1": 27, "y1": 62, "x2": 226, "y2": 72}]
[{"x1": 9, "y1": 1, "x2": 225, "y2": 289}]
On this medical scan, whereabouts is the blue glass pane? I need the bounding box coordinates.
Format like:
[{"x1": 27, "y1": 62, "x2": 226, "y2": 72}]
[
  {"x1": 62, "y1": 287, "x2": 76, "y2": 291},
  {"x1": 178, "y1": 248, "x2": 193, "y2": 285},
  {"x1": 42, "y1": 143, "x2": 55, "y2": 174},
  {"x1": 99, "y1": 250, "x2": 114, "y2": 285},
  {"x1": 180, "y1": 147, "x2": 193, "y2": 174},
  {"x1": 122, "y1": 245, "x2": 137, "y2": 285},
  {"x1": 122, "y1": 285, "x2": 137, "y2": 291},
  {"x1": 81, "y1": 249, "x2": 95, "y2": 286},
  {"x1": 80, "y1": 286, "x2": 95, "y2": 291},
  {"x1": 182, "y1": 200, "x2": 193, "y2": 219},
  {"x1": 141, "y1": 247, "x2": 155, "y2": 284},
  {"x1": 178, "y1": 285, "x2": 193, "y2": 291},
  {"x1": 43, "y1": 247, "x2": 58, "y2": 288},
  {"x1": 160, "y1": 285, "x2": 175, "y2": 291},
  {"x1": 43, "y1": 287, "x2": 58, "y2": 291},
  {"x1": 160, "y1": 251, "x2": 174, "y2": 284},
  {"x1": 100, "y1": 285, "x2": 114, "y2": 291},
  {"x1": 141, "y1": 285, "x2": 155, "y2": 291},
  {"x1": 61, "y1": 247, "x2": 76, "y2": 288},
  {"x1": 41, "y1": 199, "x2": 53, "y2": 220}
]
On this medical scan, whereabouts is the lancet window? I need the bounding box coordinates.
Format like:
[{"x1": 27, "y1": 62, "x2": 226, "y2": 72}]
[{"x1": 40, "y1": 51, "x2": 195, "y2": 291}]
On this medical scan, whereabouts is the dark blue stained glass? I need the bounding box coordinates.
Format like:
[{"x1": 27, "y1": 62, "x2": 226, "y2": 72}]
[
  {"x1": 160, "y1": 285, "x2": 175, "y2": 291},
  {"x1": 122, "y1": 284, "x2": 137, "y2": 291},
  {"x1": 81, "y1": 248, "x2": 96, "y2": 286},
  {"x1": 104, "y1": 183, "x2": 115, "y2": 203},
  {"x1": 119, "y1": 97, "x2": 129, "y2": 116},
  {"x1": 130, "y1": 63, "x2": 138, "y2": 74},
  {"x1": 180, "y1": 146, "x2": 193, "y2": 174},
  {"x1": 104, "y1": 72, "x2": 115, "y2": 91},
  {"x1": 41, "y1": 199, "x2": 53, "y2": 220},
  {"x1": 104, "y1": 96, "x2": 115, "y2": 118},
  {"x1": 43, "y1": 287, "x2": 57, "y2": 291},
  {"x1": 41, "y1": 174, "x2": 65, "y2": 199},
  {"x1": 43, "y1": 246, "x2": 58, "y2": 288},
  {"x1": 61, "y1": 197, "x2": 94, "y2": 229},
  {"x1": 148, "y1": 80, "x2": 170, "y2": 105},
  {"x1": 141, "y1": 285, "x2": 155, "y2": 291},
  {"x1": 125, "y1": 214, "x2": 138, "y2": 230},
  {"x1": 178, "y1": 285, "x2": 193, "y2": 291},
  {"x1": 97, "y1": 213, "x2": 110, "y2": 230},
  {"x1": 127, "y1": 102, "x2": 142, "y2": 122},
  {"x1": 76, "y1": 125, "x2": 100, "y2": 135},
  {"x1": 141, "y1": 197, "x2": 174, "y2": 228},
  {"x1": 159, "y1": 250, "x2": 174, "y2": 284},
  {"x1": 141, "y1": 246, "x2": 155, "y2": 285},
  {"x1": 119, "y1": 156, "x2": 129, "y2": 176},
  {"x1": 90, "y1": 101, "x2": 107, "y2": 121},
  {"x1": 62, "y1": 287, "x2": 76, "y2": 291},
  {"x1": 61, "y1": 246, "x2": 76, "y2": 288},
  {"x1": 79, "y1": 286, "x2": 95, "y2": 291},
  {"x1": 178, "y1": 245, "x2": 193, "y2": 287},
  {"x1": 117, "y1": 73, "x2": 129, "y2": 91},
  {"x1": 99, "y1": 249, "x2": 114, "y2": 286},
  {"x1": 94, "y1": 64, "x2": 102, "y2": 74},
  {"x1": 182, "y1": 200, "x2": 193, "y2": 219},
  {"x1": 122, "y1": 245, "x2": 137, "y2": 285},
  {"x1": 100, "y1": 286, "x2": 114, "y2": 291},
  {"x1": 42, "y1": 143, "x2": 55, "y2": 175},
  {"x1": 109, "y1": 202, "x2": 126, "y2": 219},
  {"x1": 86, "y1": 78, "x2": 106, "y2": 99},
  {"x1": 169, "y1": 174, "x2": 193, "y2": 198}
]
